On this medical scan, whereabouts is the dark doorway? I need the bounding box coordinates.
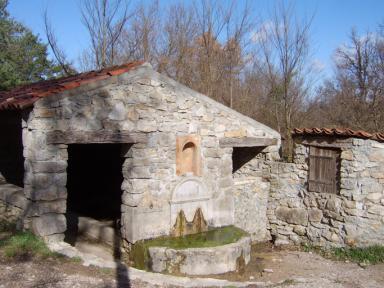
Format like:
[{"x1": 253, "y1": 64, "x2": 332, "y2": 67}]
[
  {"x1": 65, "y1": 144, "x2": 124, "y2": 245},
  {"x1": 232, "y1": 146, "x2": 265, "y2": 173},
  {"x1": 0, "y1": 111, "x2": 24, "y2": 187},
  {"x1": 66, "y1": 143, "x2": 124, "y2": 220}
]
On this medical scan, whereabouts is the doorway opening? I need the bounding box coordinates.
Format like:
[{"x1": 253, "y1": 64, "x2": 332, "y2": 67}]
[
  {"x1": 64, "y1": 143, "x2": 124, "y2": 247},
  {"x1": 0, "y1": 111, "x2": 24, "y2": 187}
]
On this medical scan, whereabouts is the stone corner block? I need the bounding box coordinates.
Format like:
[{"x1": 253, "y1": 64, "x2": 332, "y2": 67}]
[{"x1": 32, "y1": 213, "x2": 66, "y2": 236}]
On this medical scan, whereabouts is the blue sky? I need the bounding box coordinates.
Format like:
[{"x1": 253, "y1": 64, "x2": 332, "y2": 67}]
[{"x1": 8, "y1": 0, "x2": 384, "y2": 77}]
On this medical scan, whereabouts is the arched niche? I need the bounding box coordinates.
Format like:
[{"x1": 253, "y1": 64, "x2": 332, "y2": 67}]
[{"x1": 176, "y1": 135, "x2": 201, "y2": 176}]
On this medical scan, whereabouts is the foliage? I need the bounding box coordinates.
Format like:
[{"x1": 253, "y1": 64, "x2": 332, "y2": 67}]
[
  {"x1": 0, "y1": 0, "x2": 64, "y2": 91},
  {"x1": 0, "y1": 230, "x2": 55, "y2": 260},
  {"x1": 331, "y1": 246, "x2": 384, "y2": 265},
  {"x1": 0, "y1": 220, "x2": 16, "y2": 233},
  {"x1": 302, "y1": 243, "x2": 384, "y2": 265},
  {"x1": 4, "y1": 0, "x2": 383, "y2": 149}
]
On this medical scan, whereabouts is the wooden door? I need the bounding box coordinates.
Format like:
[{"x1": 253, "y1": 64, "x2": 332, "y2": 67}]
[{"x1": 308, "y1": 146, "x2": 340, "y2": 194}]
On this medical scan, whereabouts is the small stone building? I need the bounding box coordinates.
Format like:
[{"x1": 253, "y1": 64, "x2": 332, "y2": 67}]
[
  {"x1": 268, "y1": 128, "x2": 384, "y2": 247},
  {"x1": 0, "y1": 62, "x2": 280, "y2": 244}
]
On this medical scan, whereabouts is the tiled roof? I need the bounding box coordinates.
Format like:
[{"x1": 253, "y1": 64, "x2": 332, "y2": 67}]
[
  {"x1": 0, "y1": 61, "x2": 144, "y2": 110},
  {"x1": 293, "y1": 128, "x2": 384, "y2": 142}
]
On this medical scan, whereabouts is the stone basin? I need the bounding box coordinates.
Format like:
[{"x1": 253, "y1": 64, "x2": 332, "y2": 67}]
[{"x1": 148, "y1": 236, "x2": 251, "y2": 275}]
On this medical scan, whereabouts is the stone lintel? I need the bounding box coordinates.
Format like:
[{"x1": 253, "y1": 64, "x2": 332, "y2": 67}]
[
  {"x1": 46, "y1": 131, "x2": 148, "y2": 144},
  {"x1": 219, "y1": 137, "x2": 277, "y2": 148}
]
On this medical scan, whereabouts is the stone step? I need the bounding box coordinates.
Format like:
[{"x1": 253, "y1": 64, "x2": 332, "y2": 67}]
[{"x1": 77, "y1": 216, "x2": 116, "y2": 246}]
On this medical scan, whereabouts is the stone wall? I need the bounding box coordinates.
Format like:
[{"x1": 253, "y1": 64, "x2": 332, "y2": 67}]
[
  {"x1": 233, "y1": 154, "x2": 272, "y2": 242},
  {"x1": 268, "y1": 139, "x2": 384, "y2": 247},
  {"x1": 22, "y1": 64, "x2": 280, "y2": 242},
  {"x1": 0, "y1": 173, "x2": 28, "y2": 226}
]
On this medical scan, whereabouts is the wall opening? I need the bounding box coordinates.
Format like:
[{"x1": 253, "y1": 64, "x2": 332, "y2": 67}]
[
  {"x1": 0, "y1": 111, "x2": 24, "y2": 187},
  {"x1": 176, "y1": 135, "x2": 201, "y2": 176},
  {"x1": 182, "y1": 142, "x2": 197, "y2": 174},
  {"x1": 232, "y1": 146, "x2": 264, "y2": 173},
  {"x1": 65, "y1": 143, "x2": 124, "y2": 245}
]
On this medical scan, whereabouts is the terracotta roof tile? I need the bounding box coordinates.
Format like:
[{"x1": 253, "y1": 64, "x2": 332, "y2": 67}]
[
  {"x1": 293, "y1": 127, "x2": 384, "y2": 143},
  {"x1": 0, "y1": 61, "x2": 145, "y2": 111}
]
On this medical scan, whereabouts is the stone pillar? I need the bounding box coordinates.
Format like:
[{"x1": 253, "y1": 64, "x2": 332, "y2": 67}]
[
  {"x1": 23, "y1": 128, "x2": 68, "y2": 241},
  {"x1": 120, "y1": 143, "x2": 170, "y2": 243},
  {"x1": 210, "y1": 147, "x2": 235, "y2": 227}
]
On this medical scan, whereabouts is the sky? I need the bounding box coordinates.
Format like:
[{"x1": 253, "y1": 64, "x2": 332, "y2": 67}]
[{"x1": 7, "y1": 0, "x2": 384, "y2": 78}]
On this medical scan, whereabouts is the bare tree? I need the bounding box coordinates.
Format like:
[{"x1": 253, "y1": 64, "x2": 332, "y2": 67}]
[
  {"x1": 314, "y1": 28, "x2": 384, "y2": 132},
  {"x1": 254, "y1": 1, "x2": 313, "y2": 160},
  {"x1": 43, "y1": 9, "x2": 76, "y2": 75},
  {"x1": 80, "y1": 0, "x2": 131, "y2": 69},
  {"x1": 157, "y1": 3, "x2": 198, "y2": 85},
  {"x1": 189, "y1": 0, "x2": 254, "y2": 106},
  {"x1": 116, "y1": 0, "x2": 159, "y2": 64}
]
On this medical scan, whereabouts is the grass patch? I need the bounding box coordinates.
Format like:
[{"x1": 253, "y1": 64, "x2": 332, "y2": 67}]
[
  {"x1": 274, "y1": 279, "x2": 296, "y2": 287},
  {"x1": 301, "y1": 243, "x2": 384, "y2": 265},
  {"x1": 331, "y1": 246, "x2": 384, "y2": 265},
  {"x1": 0, "y1": 220, "x2": 57, "y2": 261},
  {"x1": 0, "y1": 230, "x2": 56, "y2": 261}
]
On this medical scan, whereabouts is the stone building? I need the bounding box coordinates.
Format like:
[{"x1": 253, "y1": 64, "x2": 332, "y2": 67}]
[
  {"x1": 0, "y1": 61, "x2": 280, "y2": 245},
  {"x1": 268, "y1": 128, "x2": 384, "y2": 247}
]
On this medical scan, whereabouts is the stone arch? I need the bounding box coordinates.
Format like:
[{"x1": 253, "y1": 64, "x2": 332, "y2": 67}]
[{"x1": 170, "y1": 178, "x2": 211, "y2": 227}]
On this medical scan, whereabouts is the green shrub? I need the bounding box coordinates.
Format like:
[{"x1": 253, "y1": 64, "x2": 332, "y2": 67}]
[
  {"x1": 301, "y1": 243, "x2": 384, "y2": 265},
  {"x1": 0, "y1": 231, "x2": 55, "y2": 260},
  {"x1": 0, "y1": 220, "x2": 16, "y2": 233},
  {"x1": 331, "y1": 246, "x2": 384, "y2": 265}
]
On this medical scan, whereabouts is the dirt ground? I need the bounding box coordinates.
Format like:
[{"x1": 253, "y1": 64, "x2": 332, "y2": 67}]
[
  {"x1": 213, "y1": 243, "x2": 384, "y2": 287},
  {"x1": 0, "y1": 244, "x2": 383, "y2": 288}
]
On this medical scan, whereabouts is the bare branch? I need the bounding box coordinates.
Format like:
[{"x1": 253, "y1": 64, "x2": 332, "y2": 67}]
[{"x1": 43, "y1": 8, "x2": 76, "y2": 75}]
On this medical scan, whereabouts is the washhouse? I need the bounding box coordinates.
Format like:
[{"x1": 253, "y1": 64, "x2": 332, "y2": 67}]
[{"x1": 0, "y1": 61, "x2": 280, "y2": 248}]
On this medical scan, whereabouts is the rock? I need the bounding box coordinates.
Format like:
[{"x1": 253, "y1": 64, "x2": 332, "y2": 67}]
[
  {"x1": 341, "y1": 150, "x2": 353, "y2": 161},
  {"x1": 369, "y1": 149, "x2": 384, "y2": 162},
  {"x1": 308, "y1": 208, "x2": 323, "y2": 223},
  {"x1": 224, "y1": 128, "x2": 247, "y2": 138},
  {"x1": 359, "y1": 262, "x2": 369, "y2": 268},
  {"x1": 31, "y1": 161, "x2": 67, "y2": 173},
  {"x1": 293, "y1": 225, "x2": 306, "y2": 236},
  {"x1": 275, "y1": 207, "x2": 308, "y2": 226},
  {"x1": 263, "y1": 268, "x2": 274, "y2": 273},
  {"x1": 274, "y1": 238, "x2": 290, "y2": 246},
  {"x1": 25, "y1": 185, "x2": 67, "y2": 201},
  {"x1": 366, "y1": 193, "x2": 382, "y2": 203},
  {"x1": 326, "y1": 198, "x2": 341, "y2": 213},
  {"x1": 108, "y1": 101, "x2": 126, "y2": 120},
  {"x1": 32, "y1": 213, "x2": 66, "y2": 236},
  {"x1": 122, "y1": 192, "x2": 144, "y2": 207},
  {"x1": 0, "y1": 172, "x2": 6, "y2": 184},
  {"x1": 28, "y1": 200, "x2": 66, "y2": 216}
]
